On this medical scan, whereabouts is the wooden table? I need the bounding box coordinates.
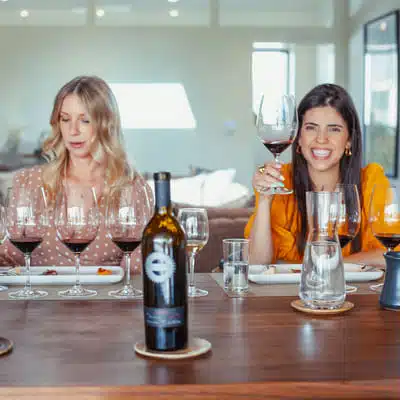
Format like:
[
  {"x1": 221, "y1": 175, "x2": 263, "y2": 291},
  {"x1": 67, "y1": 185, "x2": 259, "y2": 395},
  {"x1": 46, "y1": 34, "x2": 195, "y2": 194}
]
[{"x1": 0, "y1": 274, "x2": 399, "y2": 399}]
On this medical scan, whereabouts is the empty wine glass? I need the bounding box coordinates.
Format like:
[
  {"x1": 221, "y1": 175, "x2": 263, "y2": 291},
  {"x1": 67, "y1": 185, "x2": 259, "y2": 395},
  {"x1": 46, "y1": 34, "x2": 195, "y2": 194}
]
[
  {"x1": 6, "y1": 186, "x2": 49, "y2": 299},
  {"x1": 55, "y1": 185, "x2": 100, "y2": 298},
  {"x1": 336, "y1": 184, "x2": 361, "y2": 294},
  {"x1": 369, "y1": 183, "x2": 400, "y2": 292},
  {"x1": 178, "y1": 208, "x2": 209, "y2": 297},
  {"x1": 256, "y1": 94, "x2": 298, "y2": 195},
  {"x1": 106, "y1": 183, "x2": 152, "y2": 299}
]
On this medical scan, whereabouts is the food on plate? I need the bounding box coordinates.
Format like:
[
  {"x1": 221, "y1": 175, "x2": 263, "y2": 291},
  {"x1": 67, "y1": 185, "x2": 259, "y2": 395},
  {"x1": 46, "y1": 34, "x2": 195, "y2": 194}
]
[
  {"x1": 291, "y1": 268, "x2": 302, "y2": 273},
  {"x1": 263, "y1": 265, "x2": 276, "y2": 274},
  {"x1": 97, "y1": 267, "x2": 112, "y2": 275},
  {"x1": 42, "y1": 269, "x2": 58, "y2": 275}
]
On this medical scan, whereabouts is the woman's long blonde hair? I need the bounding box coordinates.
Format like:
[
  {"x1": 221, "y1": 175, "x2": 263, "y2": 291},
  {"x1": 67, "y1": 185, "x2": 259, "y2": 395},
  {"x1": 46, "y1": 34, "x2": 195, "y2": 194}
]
[{"x1": 42, "y1": 75, "x2": 134, "y2": 201}]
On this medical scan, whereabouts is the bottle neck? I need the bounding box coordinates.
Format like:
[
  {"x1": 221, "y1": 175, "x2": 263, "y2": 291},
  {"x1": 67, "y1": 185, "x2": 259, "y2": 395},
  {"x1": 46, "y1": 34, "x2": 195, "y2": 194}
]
[{"x1": 155, "y1": 179, "x2": 171, "y2": 213}]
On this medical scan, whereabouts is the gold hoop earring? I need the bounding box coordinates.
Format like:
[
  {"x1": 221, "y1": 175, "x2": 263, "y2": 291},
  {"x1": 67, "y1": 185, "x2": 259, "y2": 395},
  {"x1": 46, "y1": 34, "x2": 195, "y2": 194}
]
[{"x1": 345, "y1": 147, "x2": 352, "y2": 157}]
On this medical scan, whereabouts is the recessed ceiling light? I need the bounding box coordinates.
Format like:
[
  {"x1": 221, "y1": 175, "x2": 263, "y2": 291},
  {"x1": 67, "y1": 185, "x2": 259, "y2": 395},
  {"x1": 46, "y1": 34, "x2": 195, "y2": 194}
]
[
  {"x1": 96, "y1": 8, "x2": 105, "y2": 18},
  {"x1": 168, "y1": 0, "x2": 180, "y2": 3},
  {"x1": 169, "y1": 9, "x2": 179, "y2": 17},
  {"x1": 20, "y1": 9, "x2": 29, "y2": 18},
  {"x1": 1, "y1": 0, "x2": 9, "y2": 3}
]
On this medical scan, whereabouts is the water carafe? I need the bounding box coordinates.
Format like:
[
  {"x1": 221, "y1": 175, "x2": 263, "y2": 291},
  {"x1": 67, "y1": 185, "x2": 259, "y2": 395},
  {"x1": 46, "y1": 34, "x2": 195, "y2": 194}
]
[{"x1": 300, "y1": 191, "x2": 345, "y2": 309}]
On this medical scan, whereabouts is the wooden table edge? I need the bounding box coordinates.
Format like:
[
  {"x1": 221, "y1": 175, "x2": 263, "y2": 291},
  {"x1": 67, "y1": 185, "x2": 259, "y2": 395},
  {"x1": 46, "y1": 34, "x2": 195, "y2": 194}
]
[{"x1": 0, "y1": 380, "x2": 398, "y2": 399}]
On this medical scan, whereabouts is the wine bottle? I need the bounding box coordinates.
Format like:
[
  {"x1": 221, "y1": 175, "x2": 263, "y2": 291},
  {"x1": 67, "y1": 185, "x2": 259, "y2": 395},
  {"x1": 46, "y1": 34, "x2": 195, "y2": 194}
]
[{"x1": 142, "y1": 172, "x2": 188, "y2": 351}]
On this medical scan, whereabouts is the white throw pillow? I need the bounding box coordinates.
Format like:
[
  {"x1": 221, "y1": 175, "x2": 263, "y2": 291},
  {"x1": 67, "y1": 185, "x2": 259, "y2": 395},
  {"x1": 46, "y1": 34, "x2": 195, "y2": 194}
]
[{"x1": 202, "y1": 168, "x2": 236, "y2": 206}]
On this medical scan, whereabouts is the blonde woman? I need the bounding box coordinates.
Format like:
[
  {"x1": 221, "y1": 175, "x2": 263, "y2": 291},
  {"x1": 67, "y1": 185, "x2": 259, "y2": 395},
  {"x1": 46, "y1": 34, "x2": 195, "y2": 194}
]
[{"x1": 1, "y1": 75, "x2": 152, "y2": 269}]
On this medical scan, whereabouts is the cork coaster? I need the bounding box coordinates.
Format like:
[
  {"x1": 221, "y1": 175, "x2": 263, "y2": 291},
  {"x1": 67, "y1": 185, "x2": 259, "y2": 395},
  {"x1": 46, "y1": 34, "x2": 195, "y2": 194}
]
[
  {"x1": 134, "y1": 337, "x2": 211, "y2": 360},
  {"x1": 291, "y1": 299, "x2": 354, "y2": 315},
  {"x1": 0, "y1": 337, "x2": 13, "y2": 357}
]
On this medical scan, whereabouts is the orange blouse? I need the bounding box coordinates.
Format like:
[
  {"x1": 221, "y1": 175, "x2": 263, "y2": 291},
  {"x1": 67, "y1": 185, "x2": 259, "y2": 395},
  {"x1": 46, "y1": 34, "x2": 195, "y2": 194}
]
[{"x1": 244, "y1": 163, "x2": 388, "y2": 262}]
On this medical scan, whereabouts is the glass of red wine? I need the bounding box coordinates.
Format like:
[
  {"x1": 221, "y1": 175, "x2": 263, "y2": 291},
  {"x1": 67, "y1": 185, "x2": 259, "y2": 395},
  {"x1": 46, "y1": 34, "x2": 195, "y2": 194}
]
[
  {"x1": 106, "y1": 183, "x2": 151, "y2": 299},
  {"x1": 55, "y1": 185, "x2": 100, "y2": 298},
  {"x1": 336, "y1": 184, "x2": 361, "y2": 293},
  {"x1": 0, "y1": 202, "x2": 7, "y2": 292},
  {"x1": 369, "y1": 183, "x2": 400, "y2": 292},
  {"x1": 6, "y1": 186, "x2": 49, "y2": 299},
  {"x1": 256, "y1": 93, "x2": 298, "y2": 195}
]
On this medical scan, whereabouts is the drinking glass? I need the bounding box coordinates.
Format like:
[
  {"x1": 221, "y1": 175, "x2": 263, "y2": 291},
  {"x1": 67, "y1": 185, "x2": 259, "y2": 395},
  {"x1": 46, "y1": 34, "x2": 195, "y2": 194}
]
[
  {"x1": 6, "y1": 186, "x2": 49, "y2": 299},
  {"x1": 223, "y1": 238, "x2": 250, "y2": 293},
  {"x1": 369, "y1": 183, "x2": 400, "y2": 292},
  {"x1": 256, "y1": 94, "x2": 298, "y2": 195},
  {"x1": 336, "y1": 184, "x2": 361, "y2": 293},
  {"x1": 177, "y1": 208, "x2": 209, "y2": 297},
  {"x1": 55, "y1": 186, "x2": 100, "y2": 298},
  {"x1": 106, "y1": 184, "x2": 152, "y2": 299}
]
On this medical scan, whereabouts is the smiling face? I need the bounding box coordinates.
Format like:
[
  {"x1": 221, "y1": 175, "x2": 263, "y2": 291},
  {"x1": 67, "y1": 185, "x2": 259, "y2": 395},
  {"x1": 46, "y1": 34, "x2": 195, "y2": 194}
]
[
  {"x1": 298, "y1": 106, "x2": 351, "y2": 176},
  {"x1": 59, "y1": 93, "x2": 95, "y2": 160}
]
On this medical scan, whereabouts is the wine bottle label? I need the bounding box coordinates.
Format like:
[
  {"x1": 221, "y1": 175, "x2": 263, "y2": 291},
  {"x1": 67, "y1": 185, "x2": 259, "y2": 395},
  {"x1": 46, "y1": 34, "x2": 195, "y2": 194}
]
[
  {"x1": 144, "y1": 306, "x2": 185, "y2": 328},
  {"x1": 145, "y1": 252, "x2": 176, "y2": 284}
]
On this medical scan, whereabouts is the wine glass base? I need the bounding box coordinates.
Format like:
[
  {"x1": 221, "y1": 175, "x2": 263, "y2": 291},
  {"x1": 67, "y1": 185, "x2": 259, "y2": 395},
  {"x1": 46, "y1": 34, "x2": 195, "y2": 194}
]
[
  {"x1": 0, "y1": 285, "x2": 8, "y2": 292},
  {"x1": 58, "y1": 285, "x2": 97, "y2": 298},
  {"x1": 345, "y1": 284, "x2": 357, "y2": 293},
  {"x1": 188, "y1": 287, "x2": 208, "y2": 297},
  {"x1": 108, "y1": 285, "x2": 143, "y2": 299},
  {"x1": 370, "y1": 283, "x2": 383, "y2": 293},
  {"x1": 8, "y1": 288, "x2": 48, "y2": 300}
]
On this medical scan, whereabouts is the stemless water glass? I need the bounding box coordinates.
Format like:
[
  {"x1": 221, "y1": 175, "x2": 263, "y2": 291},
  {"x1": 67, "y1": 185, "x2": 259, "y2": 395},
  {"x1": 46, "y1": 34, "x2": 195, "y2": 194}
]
[
  {"x1": 336, "y1": 184, "x2": 361, "y2": 293},
  {"x1": 55, "y1": 185, "x2": 100, "y2": 298},
  {"x1": 256, "y1": 93, "x2": 298, "y2": 195},
  {"x1": 178, "y1": 208, "x2": 209, "y2": 297},
  {"x1": 369, "y1": 183, "x2": 400, "y2": 292},
  {"x1": 106, "y1": 183, "x2": 152, "y2": 299},
  {"x1": 6, "y1": 186, "x2": 49, "y2": 299}
]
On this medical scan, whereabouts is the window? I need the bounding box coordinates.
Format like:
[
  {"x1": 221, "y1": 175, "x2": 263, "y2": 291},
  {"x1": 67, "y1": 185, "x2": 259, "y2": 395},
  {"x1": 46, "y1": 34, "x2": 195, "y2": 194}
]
[
  {"x1": 252, "y1": 43, "x2": 292, "y2": 119},
  {"x1": 109, "y1": 83, "x2": 196, "y2": 130}
]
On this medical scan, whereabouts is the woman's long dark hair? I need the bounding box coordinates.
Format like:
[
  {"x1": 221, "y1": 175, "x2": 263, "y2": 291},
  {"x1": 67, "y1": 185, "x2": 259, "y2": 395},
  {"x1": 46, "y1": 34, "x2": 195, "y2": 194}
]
[{"x1": 292, "y1": 83, "x2": 362, "y2": 255}]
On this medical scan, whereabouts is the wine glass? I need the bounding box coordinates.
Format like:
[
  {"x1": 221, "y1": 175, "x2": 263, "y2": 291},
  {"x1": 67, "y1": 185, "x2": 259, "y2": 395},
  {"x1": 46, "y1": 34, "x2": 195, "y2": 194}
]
[
  {"x1": 0, "y1": 202, "x2": 8, "y2": 292},
  {"x1": 369, "y1": 183, "x2": 400, "y2": 292},
  {"x1": 55, "y1": 185, "x2": 100, "y2": 298},
  {"x1": 6, "y1": 186, "x2": 49, "y2": 299},
  {"x1": 336, "y1": 184, "x2": 361, "y2": 293},
  {"x1": 256, "y1": 94, "x2": 298, "y2": 195},
  {"x1": 106, "y1": 183, "x2": 151, "y2": 299},
  {"x1": 178, "y1": 208, "x2": 209, "y2": 297}
]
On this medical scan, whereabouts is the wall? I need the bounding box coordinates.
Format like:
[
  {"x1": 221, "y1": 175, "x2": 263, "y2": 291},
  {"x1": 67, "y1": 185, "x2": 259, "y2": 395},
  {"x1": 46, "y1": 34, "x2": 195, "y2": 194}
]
[
  {"x1": 0, "y1": 25, "x2": 335, "y2": 187},
  {"x1": 348, "y1": 0, "x2": 400, "y2": 180}
]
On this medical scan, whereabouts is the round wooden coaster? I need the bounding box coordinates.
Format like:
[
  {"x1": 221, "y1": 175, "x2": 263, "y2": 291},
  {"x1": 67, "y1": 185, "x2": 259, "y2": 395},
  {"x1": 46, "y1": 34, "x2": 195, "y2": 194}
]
[
  {"x1": 0, "y1": 337, "x2": 13, "y2": 357},
  {"x1": 291, "y1": 299, "x2": 354, "y2": 315},
  {"x1": 134, "y1": 337, "x2": 211, "y2": 360}
]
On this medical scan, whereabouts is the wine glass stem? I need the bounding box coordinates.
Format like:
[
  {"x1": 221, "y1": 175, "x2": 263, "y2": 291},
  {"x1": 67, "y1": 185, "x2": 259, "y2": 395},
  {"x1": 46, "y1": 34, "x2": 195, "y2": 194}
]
[
  {"x1": 24, "y1": 254, "x2": 31, "y2": 292},
  {"x1": 124, "y1": 252, "x2": 131, "y2": 287},
  {"x1": 275, "y1": 153, "x2": 281, "y2": 165},
  {"x1": 188, "y1": 252, "x2": 196, "y2": 293},
  {"x1": 74, "y1": 253, "x2": 81, "y2": 287}
]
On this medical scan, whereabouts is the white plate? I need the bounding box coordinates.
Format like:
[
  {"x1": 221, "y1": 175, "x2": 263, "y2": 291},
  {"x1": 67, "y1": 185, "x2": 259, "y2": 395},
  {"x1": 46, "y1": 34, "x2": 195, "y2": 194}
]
[
  {"x1": 0, "y1": 266, "x2": 124, "y2": 286},
  {"x1": 248, "y1": 263, "x2": 383, "y2": 284}
]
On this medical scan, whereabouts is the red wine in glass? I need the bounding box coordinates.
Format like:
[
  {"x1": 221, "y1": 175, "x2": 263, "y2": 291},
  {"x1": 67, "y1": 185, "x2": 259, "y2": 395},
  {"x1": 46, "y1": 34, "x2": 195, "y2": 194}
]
[
  {"x1": 112, "y1": 238, "x2": 141, "y2": 253},
  {"x1": 262, "y1": 139, "x2": 293, "y2": 157},
  {"x1": 374, "y1": 233, "x2": 400, "y2": 250},
  {"x1": 9, "y1": 238, "x2": 42, "y2": 254},
  {"x1": 338, "y1": 234, "x2": 355, "y2": 249},
  {"x1": 62, "y1": 239, "x2": 91, "y2": 254}
]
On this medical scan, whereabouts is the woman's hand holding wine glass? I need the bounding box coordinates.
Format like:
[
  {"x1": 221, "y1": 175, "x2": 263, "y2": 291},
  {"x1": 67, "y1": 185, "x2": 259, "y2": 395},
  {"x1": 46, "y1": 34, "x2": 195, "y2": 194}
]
[
  {"x1": 256, "y1": 94, "x2": 297, "y2": 195},
  {"x1": 369, "y1": 184, "x2": 400, "y2": 292},
  {"x1": 55, "y1": 185, "x2": 100, "y2": 298}
]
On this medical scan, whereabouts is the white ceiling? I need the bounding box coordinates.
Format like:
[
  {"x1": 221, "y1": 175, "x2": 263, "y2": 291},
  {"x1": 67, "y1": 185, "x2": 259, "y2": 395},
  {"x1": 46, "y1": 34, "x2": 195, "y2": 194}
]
[{"x1": 0, "y1": 0, "x2": 335, "y2": 27}]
